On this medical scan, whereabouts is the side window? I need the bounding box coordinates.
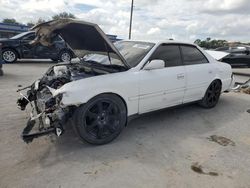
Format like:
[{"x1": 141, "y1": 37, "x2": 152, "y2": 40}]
[
  {"x1": 22, "y1": 33, "x2": 35, "y2": 41},
  {"x1": 52, "y1": 35, "x2": 63, "y2": 42},
  {"x1": 181, "y1": 45, "x2": 208, "y2": 65},
  {"x1": 150, "y1": 45, "x2": 182, "y2": 67}
]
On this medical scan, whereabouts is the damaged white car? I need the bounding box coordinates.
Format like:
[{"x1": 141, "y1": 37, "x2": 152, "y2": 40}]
[{"x1": 17, "y1": 19, "x2": 234, "y2": 145}]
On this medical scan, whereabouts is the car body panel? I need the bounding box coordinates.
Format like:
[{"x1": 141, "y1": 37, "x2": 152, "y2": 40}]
[
  {"x1": 183, "y1": 63, "x2": 216, "y2": 103},
  {"x1": 53, "y1": 70, "x2": 140, "y2": 116},
  {"x1": 138, "y1": 66, "x2": 186, "y2": 113}
]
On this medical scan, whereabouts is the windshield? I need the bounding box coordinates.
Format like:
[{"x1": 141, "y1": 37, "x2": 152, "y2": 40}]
[
  {"x1": 83, "y1": 41, "x2": 155, "y2": 68},
  {"x1": 10, "y1": 32, "x2": 33, "y2": 39}
]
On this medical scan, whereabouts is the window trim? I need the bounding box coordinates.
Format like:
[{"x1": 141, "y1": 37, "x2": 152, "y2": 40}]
[{"x1": 179, "y1": 44, "x2": 209, "y2": 65}]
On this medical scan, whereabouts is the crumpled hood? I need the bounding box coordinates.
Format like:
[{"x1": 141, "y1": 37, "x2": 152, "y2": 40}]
[{"x1": 30, "y1": 18, "x2": 129, "y2": 68}]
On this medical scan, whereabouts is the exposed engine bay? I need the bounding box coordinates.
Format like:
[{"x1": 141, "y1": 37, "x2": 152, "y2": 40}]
[{"x1": 17, "y1": 62, "x2": 115, "y2": 143}]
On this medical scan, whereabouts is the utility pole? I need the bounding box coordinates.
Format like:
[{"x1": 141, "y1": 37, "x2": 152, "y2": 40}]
[{"x1": 129, "y1": 0, "x2": 134, "y2": 39}]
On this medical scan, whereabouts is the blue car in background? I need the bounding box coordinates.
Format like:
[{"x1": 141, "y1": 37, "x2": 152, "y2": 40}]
[
  {"x1": 0, "y1": 31, "x2": 75, "y2": 63},
  {"x1": 0, "y1": 43, "x2": 3, "y2": 76}
]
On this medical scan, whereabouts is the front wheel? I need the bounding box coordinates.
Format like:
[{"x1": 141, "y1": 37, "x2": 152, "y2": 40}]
[
  {"x1": 73, "y1": 94, "x2": 127, "y2": 145},
  {"x1": 199, "y1": 80, "x2": 222, "y2": 108},
  {"x1": 2, "y1": 49, "x2": 17, "y2": 63}
]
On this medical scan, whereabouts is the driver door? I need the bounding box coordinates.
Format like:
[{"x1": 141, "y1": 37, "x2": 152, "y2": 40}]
[
  {"x1": 20, "y1": 33, "x2": 36, "y2": 58},
  {"x1": 138, "y1": 44, "x2": 186, "y2": 114}
]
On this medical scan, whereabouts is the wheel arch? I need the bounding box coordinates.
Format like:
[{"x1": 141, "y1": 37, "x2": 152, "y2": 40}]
[
  {"x1": 201, "y1": 78, "x2": 222, "y2": 100},
  {"x1": 59, "y1": 48, "x2": 74, "y2": 57},
  {"x1": 89, "y1": 92, "x2": 128, "y2": 116},
  {"x1": 213, "y1": 78, "x2": 222, "y2": 86},
  {"x1": 76, "y1": 92, "x2": 129, "y2": 127},
  {"x1": 207, "y1": 78, "x2": 222, "y2": 92}
]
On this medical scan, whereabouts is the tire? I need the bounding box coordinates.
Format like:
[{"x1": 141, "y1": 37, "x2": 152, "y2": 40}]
[
  {"x1": 73, "y1": 94, "x2": 127, "y2": 145},
  {"x1": 59, "y1": 50, "x2": 72, "y2": 62},
  {"x1": 199, "y1": 80, "x2": 222, "y2": 108},
  {"x1": 0, "y1": 64, "x2": 3, "y2": 76},
  {"x1": 2, "y1": 49, "x2": 17, "y2": 63}
]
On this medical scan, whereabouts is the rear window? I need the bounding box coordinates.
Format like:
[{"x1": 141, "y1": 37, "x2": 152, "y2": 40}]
[{"x1": 181, "y1": 45, "x2": 208, "y2": 65}]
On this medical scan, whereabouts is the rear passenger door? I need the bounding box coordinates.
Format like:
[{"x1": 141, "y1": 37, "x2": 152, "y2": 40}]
[{"x1": 180, "y1": 45, "x2": 216, "y2": 103}]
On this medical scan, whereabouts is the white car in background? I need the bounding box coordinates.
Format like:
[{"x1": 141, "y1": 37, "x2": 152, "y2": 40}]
[{"x1": 17, "y1": 19, "x2": 234, "y2": 145}]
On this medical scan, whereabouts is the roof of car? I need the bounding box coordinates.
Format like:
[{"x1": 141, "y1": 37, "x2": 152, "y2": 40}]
[{"x1": 122, "y1": 39, "x2": 197, "y2": 46}]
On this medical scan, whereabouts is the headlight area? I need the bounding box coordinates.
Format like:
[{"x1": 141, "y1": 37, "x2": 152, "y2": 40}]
[{"x1": 21, "y1": 93, "x2": 76, "y2": 143}]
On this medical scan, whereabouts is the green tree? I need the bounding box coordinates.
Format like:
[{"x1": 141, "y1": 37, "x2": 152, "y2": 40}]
[
  {"x1": 2, "y1": 18, "x2": 20, "y2": 25},
  {"x1": 194, "y1": 39, "x2": 201, "y2": 45},
  {"x1": 52, "y1": 12, "x2": 76, "y2": 20},
  {"x1": 194, "y1": 38, "x2": 228, "y2": 49}
]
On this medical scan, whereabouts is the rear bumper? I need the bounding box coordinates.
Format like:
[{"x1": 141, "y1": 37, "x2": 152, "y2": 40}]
[
  {"x1": 224, "y1": 74, "x2": 235, "y2": 92},
  {"x1": 229, "y1": 74, "x2": 235, "y2": 90}
]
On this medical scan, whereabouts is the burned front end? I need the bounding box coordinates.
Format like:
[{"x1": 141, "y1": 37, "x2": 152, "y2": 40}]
[{"x1": 17, "y1": 62, "x2": 100, "y2": 143}]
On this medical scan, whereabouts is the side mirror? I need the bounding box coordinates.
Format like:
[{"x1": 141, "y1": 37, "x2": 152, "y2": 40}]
[{"x1": 144, "y1": 59, "x2": 165, "y2": 70}]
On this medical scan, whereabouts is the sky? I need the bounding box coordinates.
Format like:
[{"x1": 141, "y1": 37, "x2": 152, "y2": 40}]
[{"x1": 0, "y1": 0, "x2": 249, "y2": 42}]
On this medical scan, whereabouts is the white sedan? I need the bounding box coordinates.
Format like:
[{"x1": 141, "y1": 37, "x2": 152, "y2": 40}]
[{"x1": 17, "y1": 19, "x2": 234, "y2": 145}]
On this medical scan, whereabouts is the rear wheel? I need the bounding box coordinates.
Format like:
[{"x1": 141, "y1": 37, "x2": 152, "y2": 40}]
[
  {"x1": 0, "y1": 66, "x2": 3, "y2": 76},
  {"x1": 2, "y1": 49, "x2": 17, "y2": 63},
  {"x1": 199, "y1": 80, "x2": 222, "y2": 108},
  {"x1": 73, "y1": 94, "x2": 127, "y2": 145},
  {"x1": 59, "y1": 50, "x2": 72, "y2": 62}
]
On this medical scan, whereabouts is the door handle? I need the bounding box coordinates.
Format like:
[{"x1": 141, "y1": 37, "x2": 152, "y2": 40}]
[
  {"x1": 208, "y1": 70, "x2": 213, "y2": 74},
  {"x1": 177, "y1": 73, "x2": 185, "y2": 79}
]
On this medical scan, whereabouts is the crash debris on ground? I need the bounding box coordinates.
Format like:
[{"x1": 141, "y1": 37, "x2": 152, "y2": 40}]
[
  {"x1": 233, "y1": 78, "x2": 250, "y2": 95},
  {"x1": 191, "y1": 162, "x2": 219, "y2": 176},
  {"x1": 208, "y1": 135, "x2": 235, "y2": 146}
]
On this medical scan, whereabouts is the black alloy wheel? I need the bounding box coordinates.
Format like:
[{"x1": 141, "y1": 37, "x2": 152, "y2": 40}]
[
  {"x1": 74, "y1": 94, "x2": 127, "y2": 145},
  {"x1": 199, "y1": 80, "x2": 222, "y2": 108}
]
